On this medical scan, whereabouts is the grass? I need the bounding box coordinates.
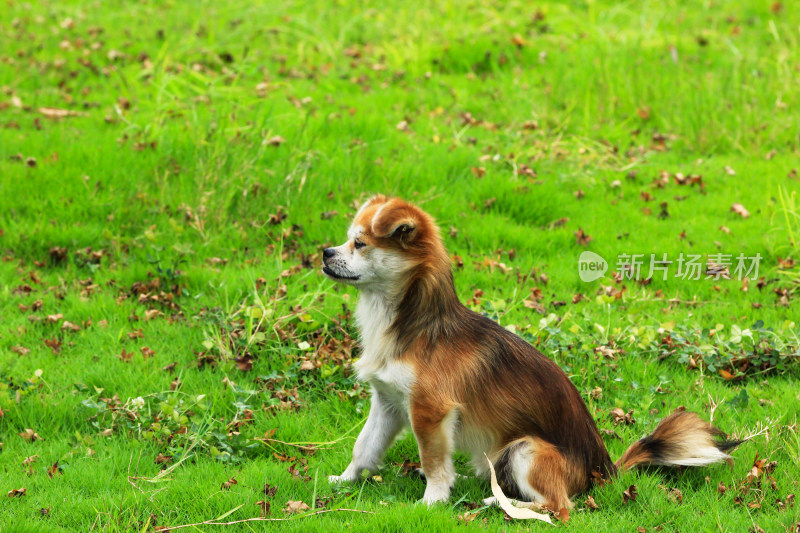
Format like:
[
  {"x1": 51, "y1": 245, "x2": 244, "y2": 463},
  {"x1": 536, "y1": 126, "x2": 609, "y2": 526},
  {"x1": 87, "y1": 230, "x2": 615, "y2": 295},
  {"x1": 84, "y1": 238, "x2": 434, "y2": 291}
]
[{"x1": 1, "y1": 0, "x2": 799, "y2": 530}]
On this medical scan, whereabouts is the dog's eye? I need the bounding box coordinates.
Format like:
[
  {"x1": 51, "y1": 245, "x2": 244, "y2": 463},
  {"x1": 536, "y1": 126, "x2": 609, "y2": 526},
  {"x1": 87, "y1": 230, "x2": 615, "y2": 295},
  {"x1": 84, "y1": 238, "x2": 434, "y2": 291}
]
[{"x1": 354, "y1": 240, "x2": 366, "y2": 249}]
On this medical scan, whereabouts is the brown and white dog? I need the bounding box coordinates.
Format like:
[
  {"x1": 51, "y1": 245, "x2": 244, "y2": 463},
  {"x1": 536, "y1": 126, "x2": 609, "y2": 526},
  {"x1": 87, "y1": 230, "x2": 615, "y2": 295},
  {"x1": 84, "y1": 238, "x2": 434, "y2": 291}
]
[{"x1": 323, "y1": 195, "x2": 740, "y2": 509}]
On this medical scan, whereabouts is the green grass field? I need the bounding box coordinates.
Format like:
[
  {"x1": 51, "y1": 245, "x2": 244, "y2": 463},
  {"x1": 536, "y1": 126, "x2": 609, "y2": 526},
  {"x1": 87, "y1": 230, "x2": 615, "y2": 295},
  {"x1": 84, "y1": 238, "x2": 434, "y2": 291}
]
[{"x1": 1, "y1": 0, "x2": 799, "y2": 530}]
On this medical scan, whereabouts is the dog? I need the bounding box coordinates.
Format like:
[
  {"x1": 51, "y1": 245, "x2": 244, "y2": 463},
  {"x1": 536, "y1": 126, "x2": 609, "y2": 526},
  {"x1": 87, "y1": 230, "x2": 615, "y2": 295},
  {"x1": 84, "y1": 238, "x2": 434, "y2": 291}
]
[{"x1": 323, "y1": 194, "x2": 740, "y2": 510}]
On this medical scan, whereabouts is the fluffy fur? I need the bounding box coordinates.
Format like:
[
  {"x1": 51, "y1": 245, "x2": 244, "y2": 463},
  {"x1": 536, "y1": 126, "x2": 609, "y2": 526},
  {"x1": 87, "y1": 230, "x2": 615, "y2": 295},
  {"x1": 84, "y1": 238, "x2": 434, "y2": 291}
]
[{"x1": 324, "y1": 195, "x2": 741, "y2": 509}]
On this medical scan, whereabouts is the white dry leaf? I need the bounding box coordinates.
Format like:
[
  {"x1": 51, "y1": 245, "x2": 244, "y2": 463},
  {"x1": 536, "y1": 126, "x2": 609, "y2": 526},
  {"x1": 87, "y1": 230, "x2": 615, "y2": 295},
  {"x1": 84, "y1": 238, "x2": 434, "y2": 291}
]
[
  {"x1": 38, "y1": 107, "x2": 86, "y2": 119},
  {"x1": 485, "y1": 455, "x2": 553, "y2": 524},
  {"x1": 730, "y1": 203, "x2": 750, "y2": 218}
]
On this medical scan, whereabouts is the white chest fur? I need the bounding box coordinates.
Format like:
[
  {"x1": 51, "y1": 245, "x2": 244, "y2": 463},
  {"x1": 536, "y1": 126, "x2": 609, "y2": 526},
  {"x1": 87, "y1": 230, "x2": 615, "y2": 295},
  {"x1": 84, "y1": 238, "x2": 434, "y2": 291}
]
[{"x1": 354, "y1": 292, "x2": 415, "y2": 411}]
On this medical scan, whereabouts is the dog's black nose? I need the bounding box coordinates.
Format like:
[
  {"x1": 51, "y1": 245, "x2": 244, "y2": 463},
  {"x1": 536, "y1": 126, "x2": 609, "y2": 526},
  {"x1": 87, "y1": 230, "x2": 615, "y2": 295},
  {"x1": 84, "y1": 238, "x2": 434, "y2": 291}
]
[{"x1": 323, "y1": 248, "x2": 335, "y2": 259}]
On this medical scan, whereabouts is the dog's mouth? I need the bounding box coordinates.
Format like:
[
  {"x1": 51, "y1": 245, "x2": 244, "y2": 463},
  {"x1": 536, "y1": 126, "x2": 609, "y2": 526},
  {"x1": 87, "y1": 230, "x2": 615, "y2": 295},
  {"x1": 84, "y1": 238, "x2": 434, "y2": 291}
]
[{"x1": 322, "y1": 266, "x2": 360, "y2": 281}]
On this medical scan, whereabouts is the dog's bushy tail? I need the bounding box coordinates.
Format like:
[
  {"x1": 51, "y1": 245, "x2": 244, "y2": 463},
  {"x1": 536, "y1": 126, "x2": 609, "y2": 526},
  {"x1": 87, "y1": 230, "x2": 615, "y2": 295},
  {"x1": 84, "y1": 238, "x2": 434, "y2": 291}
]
[{"x1": 615, "y1": 411, "x2": 742, "y2": 471}]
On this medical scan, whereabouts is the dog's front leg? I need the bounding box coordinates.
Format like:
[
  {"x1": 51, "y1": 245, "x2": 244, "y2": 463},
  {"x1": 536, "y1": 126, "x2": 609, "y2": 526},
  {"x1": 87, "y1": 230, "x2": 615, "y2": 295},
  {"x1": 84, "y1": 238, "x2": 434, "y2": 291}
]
[
  {"x1": 412, "y1": 403, "x2": 457, "y2": 505},
  {"x1": 329, "y1": 389, "x2": 405, "y2": 483}
]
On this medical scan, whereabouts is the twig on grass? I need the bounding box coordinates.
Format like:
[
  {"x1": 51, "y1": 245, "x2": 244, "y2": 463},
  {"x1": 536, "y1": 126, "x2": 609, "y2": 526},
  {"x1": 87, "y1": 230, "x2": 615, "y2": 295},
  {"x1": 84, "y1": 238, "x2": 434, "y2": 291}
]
[
  {"x1": 156, "y1": 508, "x2": 375, "y2": 531},
  {"x1": 253, "y1": 436, "x2": 329, "y2": 452}
]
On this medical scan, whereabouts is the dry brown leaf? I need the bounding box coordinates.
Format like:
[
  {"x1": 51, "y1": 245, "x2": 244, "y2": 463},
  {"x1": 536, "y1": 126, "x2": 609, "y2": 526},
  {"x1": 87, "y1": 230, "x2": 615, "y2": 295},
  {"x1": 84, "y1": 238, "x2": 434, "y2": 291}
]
[
  {"x1": 575, "y1": 228, "x2": 593, "y2": 247},
  {"x1": 235, "y1": 355, "x2": 253, "y2": 372},
  {"x1": 8, "y1": 487, "x2": 26, "y2": 498},
  {"x1": 718, "y1": 369, "x2": 735, "y2": 380},
  {"x1": 623, "y1": 484, "x2": 638, "y2": 504},
  {"x1": 154, "y1": 453, "x2": 172, "y2": 465},
  {"x1": 609, "y1": 407, "x2": 635, "y2": 425},
  {"x1": 144, "y1": 309, "x2": 163, "y2": 320},
  {"x1": 255, "y1": 500, "x2": 271, "y2": 517},
  {"x1": 19, "y1": 429, "x2": 42, "y2": 442},
  {"x1": 284, "y1": 500, "x2": 311, "y2": 514},
  {"x1": 585, "y1": 494, "x2": 599, "y2": 510}
]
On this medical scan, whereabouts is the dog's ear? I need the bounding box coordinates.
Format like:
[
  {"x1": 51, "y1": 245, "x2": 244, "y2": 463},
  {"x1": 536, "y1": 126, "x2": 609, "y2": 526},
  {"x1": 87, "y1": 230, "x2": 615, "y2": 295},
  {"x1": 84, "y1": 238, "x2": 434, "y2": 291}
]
[{"x1": 372, "y1": 203, "x2": 420, "y2": 247}]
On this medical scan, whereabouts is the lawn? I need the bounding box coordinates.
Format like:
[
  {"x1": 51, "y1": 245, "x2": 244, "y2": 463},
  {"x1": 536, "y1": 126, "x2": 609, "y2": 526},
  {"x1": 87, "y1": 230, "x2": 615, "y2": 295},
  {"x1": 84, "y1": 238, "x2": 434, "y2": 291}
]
[{"x1": 1, "y1": 0, "x2": 799, "y2": 531}]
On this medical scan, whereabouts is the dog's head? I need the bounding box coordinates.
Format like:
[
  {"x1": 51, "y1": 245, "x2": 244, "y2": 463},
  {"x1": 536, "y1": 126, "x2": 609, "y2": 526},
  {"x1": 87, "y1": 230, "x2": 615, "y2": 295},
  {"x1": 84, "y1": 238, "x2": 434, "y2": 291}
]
[{"x1": 322, "y1": 195, "x2": 446, "y2": 292}]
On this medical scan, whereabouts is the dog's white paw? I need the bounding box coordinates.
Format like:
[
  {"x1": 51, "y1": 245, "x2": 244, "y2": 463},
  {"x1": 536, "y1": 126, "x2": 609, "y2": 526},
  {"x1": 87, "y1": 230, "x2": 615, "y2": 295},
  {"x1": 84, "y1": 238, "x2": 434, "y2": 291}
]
[
  {"x1": 328, "y1": 474, "x2": 356, "y2": 484},
  {"x1": 482, "y1": 496, "x2": 499, "y2": 507},
  {"x1": 421, "y1": 484, "x2": 451, "y2": 506}
]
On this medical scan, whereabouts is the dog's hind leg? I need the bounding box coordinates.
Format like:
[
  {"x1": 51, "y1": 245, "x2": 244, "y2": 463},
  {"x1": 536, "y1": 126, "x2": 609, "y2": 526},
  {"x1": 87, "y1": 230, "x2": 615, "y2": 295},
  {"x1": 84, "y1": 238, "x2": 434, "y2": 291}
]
[{"x1": 492, "y1": 436, "x2": 573, "y2": 512}]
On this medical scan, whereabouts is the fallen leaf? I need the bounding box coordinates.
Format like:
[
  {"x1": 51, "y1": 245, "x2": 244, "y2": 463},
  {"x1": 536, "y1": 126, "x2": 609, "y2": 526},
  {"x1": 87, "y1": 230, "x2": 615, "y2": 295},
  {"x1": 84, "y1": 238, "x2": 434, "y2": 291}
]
[
  {"x1": 610, "y1": 407, "x2": 635, "y2": 425},
  {"x1": 284, "y1": 500, "x2": 311, "y2": 514},
  {"x1": 235, "y1": 355, "x2": 253, "y2": 372},
  {"x1": 623, "y1": 484, "x2": 638, "y2": 504},
  {"x1": 255, "y1": 500, "x2": 271, "y2": 517},
  {"x1": 61, "y1": 320, "x2": 81, "y2": 332},
  {"x1": 47, "y1": 462, "x2": 62, "y2": 478},
  {"x1": 221, "y1": 477, "x2": 238, "y2": 490},
  {"x1": 8, "y1": 487, "x2": 26, "y2": 498},
  {"x1": 152, "y1": 453, "x2": 170, "y2": 465},
  {"x1": 38, "y1": 107, "x2": 86, "y2": 119},
  {"x1": 485, "y1": 456, "x2": 552, "y2": 523},
  {"x1": 19, "y1": 429, "x2": 42, "y2": 442},
  {"x1": 457, "y1": 512, "x2": 477, "y2": 524},
  {"x1": 575, "y1": 228, "x2": 593, "y2": 247},
  {"x1": 731, "y1": 203, "x2": 750, "y2": 218},
  {"x1": 747, "y1": 453, "x2": 766, "y2": 482},
  {"x1": 144, "y1": 309, "x2": 163, "y2": 320},
  {"x1": 585, "y1": 494, "x2": 599, "y2": 510},
  {"x1": 44, "y1": 337, "x2": 62, "y2": 354},
  {"x1": 265, "y1": 135, "x2": 285, "y2": 147},
  {"x1": 668, "y1": 488, "x2": 683, "y2": 504}
]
